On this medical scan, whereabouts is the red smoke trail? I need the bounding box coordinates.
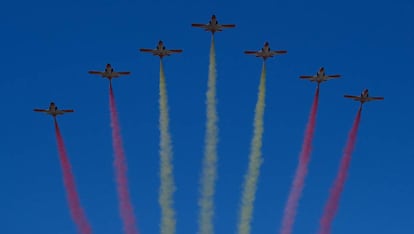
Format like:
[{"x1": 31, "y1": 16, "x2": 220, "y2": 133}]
[
  {"x1": 109, "y1": 85, "x2": 139, "y2": 234},
  {"x1": 280, "y1": 86, "x2": 320, "y2": 234},
  {"x1": 54, "y1": 119, "x2": 92, "y2": 234},
  {"x1": 318, "y1": 107, "x2": 362, "y2": 234}
]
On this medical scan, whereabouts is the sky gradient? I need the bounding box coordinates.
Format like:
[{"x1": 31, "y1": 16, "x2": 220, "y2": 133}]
[{"x1": 1, "y1": 0, "x2": 413, "y2": 234}]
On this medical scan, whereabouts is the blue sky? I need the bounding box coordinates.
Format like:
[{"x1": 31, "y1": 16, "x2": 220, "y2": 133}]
[{"x1": 1, "y1": 0, "x2": 413, "y2": 233}]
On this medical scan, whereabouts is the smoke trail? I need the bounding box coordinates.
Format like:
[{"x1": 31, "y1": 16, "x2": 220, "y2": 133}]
[
  {"x1": 238, "y1": 62, "x2": 267, "y2": 234},
  {"x1": 318, "y1": 107, "x2": 362, "y2": 234},
  {"x1": 54, "y1": 119, "x2": 92, "y2": 234},
  {"x1": 280, "y1": 86, "x2": 320, "y2": 234},
  {"x1": 159, "y1": 60, "x2": 176, "y2": 234},
  {"x1": 109, "y1": 86, "x2": 139, "y2": 234},
  {"x1": 198, "y1": 35, "x2": 218, "y2": 234}
]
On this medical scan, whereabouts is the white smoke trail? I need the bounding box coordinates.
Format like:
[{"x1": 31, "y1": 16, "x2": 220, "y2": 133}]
[
  {"x1": 198, "y1": 36, "x2": 218, "y2": 234},
  {"x1": 159, "y1": 60, "x2": 176, "y2": 234},
  {"x1": 238, "y1": 62, "x2": 267, "y2": 234}
]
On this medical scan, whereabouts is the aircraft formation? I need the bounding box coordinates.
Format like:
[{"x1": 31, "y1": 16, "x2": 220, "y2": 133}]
[
  {"x1": 33, "y1": 14, "x2": 383, "y2": 116},
  {"x1": 32, "y1": 14, "x2": 384, "y2": 234},
  {"x1": 33, "y1": 15, "x2": 383, "y2": 116}
]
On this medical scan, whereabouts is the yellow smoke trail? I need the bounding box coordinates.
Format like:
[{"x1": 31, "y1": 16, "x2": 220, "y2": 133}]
[
  {"x1": 159, "y1": 60, "x2": 176, "y2": 234},
  {"x1": 198, "y1": 36, "x2": 218, "y2": 234},
  {"x1": 237, "y1": 62, "x2": 267, "y2": 234}
]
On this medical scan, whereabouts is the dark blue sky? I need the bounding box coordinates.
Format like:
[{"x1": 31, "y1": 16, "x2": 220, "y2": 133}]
[{"x1": 1, "y1": 0, "x2": 413, "y2": 234}]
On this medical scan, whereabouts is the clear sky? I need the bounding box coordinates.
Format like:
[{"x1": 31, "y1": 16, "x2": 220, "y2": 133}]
[{"x1": 1, "y1": 0, "x2": 413, "y2": 233}]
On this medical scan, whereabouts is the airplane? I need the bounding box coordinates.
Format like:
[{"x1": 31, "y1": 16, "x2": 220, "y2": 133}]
[
  {"x1": 34, "y1": 102, "x2": 74, "y2": 117},
  {"x1": 88, "y1": 64, "x2": 131, "y2": 81},
  {"x1": 299, "y1": 67, "x2": 341, "y2": 86},
  {"x1": 191, "y1": 14, "x2": 236, "y2": 34},
  {"x1": 139, "y1": 40, "x2": 183, "y2": 59},
  {"x1": 244, "y1": 41, "x2": 287, "y2": 60},
  {"x1": 344, "y1": 89, "x2": 384, "y2": 105}
]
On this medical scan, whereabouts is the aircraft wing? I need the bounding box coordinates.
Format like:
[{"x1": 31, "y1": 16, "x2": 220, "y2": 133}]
[
  {"x1": 366, "y1": 97, "x2": 384, "y2": 101},
  {"x1": 299, "y1": 75, "x2": 315, "y2": 79},
  {"x1": 33, "y1": 109, "x2": 48, "y2": 113},
  {"x1": 270, "y1": 50, "x2": 288, "y2": 55},
  {"x1": 221, "y1": 24, "x2": 236, "y2": 28},
  {"x1": 88, "y1": 71, "x2": 103, "y2": 75},
  {"x1": 192, "y1": 23, "x2": 208, "y2": 28},
  {"x1": 62, "y1": 109, "x2": 74, "y2": 113},
  {"x1": 169, "y1": 49, "x2": 183, "y2": 53},
  {"x1": 344, "y1": 95, "x2": 361, "y2": 101},
  {"x1": 244, "y1": 51, "x2": 259, "y2": 55},
  {"x1": 140, "y1": 48, "x2": 155, "y2": 53},
  {"x1": 166, "y1": 49, "x2": 183, "y2": 55},
  {"x1": 118, "y1": 72, "x2": 131, "y2": 75},
  {"x1": 327, "y1": 75, "x2": 341, "y2": 78}
]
